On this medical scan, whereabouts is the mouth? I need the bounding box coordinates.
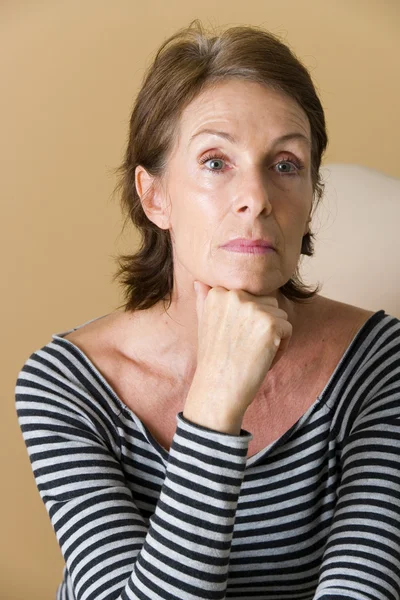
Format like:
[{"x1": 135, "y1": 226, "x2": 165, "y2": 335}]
[
  {"x1": 221, "y1": 238, "x2": 275, "y2": 250},
  {"x1": 221, "y1": 244, "x2": 275, "y2": 255}
]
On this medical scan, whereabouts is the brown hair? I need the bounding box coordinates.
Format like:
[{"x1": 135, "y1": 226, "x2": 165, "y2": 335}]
[{"x1": 111, "y1": 19, "x2": 328, "y2": 312}]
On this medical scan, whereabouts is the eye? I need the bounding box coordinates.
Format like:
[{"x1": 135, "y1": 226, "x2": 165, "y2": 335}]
[
  {"x1": 274, "y1": 156, "x2": 304, "y2": 176},
  {"x1": 199, "y1": 152, "x2": 227, "y2": 175},
  {"x1": 199, "y1": 152, "x2": 305, "y2": 176}
]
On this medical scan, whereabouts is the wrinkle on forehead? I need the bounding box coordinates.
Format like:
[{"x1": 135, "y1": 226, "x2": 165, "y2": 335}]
[{"x1": 178, "y1": 80, "x2": 311, "y2": 151}]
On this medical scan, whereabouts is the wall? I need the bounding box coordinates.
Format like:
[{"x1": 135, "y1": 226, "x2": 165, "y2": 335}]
[{"x1": 2, "y1": 1, "x2": 399, "y2": 598}]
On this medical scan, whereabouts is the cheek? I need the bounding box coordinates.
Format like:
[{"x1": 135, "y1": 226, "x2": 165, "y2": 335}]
[
  {"x1": 170, "y1": 202, "x2": 211, "y2": 253},
  {"x1": 274, "y1": 202, "x2": 303, "y2": 231},
  {"x1": 276, "y1": 186, "x2": 311, "y2": 220}
]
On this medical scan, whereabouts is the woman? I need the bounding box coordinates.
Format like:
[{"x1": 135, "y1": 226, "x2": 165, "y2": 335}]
[{"x1": 15, "y1": 20, "x2": 400, "y2": 600}]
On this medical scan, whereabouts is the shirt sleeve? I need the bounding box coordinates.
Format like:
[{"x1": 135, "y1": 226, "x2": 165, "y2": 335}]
[
  {"x1": 314, "y1": 351, "x2": 400, "y2": 600},
  {"x1": 15, "y1": 350, "x2": 253, "y2": 600}
]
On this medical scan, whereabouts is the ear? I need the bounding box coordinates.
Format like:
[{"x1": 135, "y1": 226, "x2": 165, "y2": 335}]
[{"x1": 135, "y1": 165, "x2": 170, "y2": 230}]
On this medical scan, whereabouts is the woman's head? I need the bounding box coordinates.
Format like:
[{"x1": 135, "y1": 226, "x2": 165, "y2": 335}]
[{"x1": 112, "y1": 19, "x2": 327, "y2": 312}]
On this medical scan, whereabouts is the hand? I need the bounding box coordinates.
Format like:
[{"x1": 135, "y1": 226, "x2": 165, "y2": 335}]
[{"x1": 186, "y1": 280, "x2": 293, "y2": 425}]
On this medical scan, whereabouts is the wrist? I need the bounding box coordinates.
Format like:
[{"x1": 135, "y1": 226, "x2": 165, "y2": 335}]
[{"x1": 183, "y1": 379, "x2": 244, "y2": 436}]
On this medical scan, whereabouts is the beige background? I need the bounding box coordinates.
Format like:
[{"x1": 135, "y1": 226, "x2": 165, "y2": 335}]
[{"x1": 2, "y1": 1, "x2": 399, "y2": 598}]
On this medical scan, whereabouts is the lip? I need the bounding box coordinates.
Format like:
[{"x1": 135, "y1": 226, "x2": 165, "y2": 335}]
[
  {"x1": 222, "y1": 245, "x2": 274, "y2": 255},
  {"x1": 221, "y1": 238, "x2": 274, "y2": 249}
]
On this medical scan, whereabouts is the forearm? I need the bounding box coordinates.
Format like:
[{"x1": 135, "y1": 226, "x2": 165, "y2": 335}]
[{"x1": 131, "y1": 412, "x2": 252, "y2": 598}]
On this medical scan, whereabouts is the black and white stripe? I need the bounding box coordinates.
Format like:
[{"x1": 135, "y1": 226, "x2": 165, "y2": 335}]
[{"x1": 15, "y1": 309, "x2": 400, "y2": 600}]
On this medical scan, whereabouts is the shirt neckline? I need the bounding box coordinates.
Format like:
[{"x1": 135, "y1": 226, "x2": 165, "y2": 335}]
[{"x1": 52, "y1": 309, "x2": 386, "y2": 466}]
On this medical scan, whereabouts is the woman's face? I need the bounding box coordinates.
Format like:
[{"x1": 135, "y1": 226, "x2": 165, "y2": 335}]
[{"x1": 139, "y1": 79, "x2": 313, "y2": 300}]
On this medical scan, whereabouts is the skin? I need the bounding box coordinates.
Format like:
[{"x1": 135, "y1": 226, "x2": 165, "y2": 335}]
[{"x1": 133, "y1": 78, "x2": 315, "y2": 375}]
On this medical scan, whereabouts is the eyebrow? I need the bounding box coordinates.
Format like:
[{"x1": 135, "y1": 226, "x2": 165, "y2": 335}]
[{"x1": 189, "y1": 128, "x2": 311, "y2": 148}]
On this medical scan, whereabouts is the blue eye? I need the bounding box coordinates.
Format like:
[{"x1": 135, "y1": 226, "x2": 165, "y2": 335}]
[
  {"x1": 199, "y1": 152, "x2": 305, "y2": 176},
  {"x1": 199, "y1": 153, "x2": 227, "y2": 175},
  {"x1": 274, "y1": 159, "x2": 304, "y2": 176}
]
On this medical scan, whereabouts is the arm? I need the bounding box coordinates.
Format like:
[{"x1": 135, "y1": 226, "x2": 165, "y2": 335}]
[
  {"x1": 15, "y1": 350, "x2": 253, "y2": 600},
  {"x1": 314, "y1": 380, "x2": 400, "y2": 600}
]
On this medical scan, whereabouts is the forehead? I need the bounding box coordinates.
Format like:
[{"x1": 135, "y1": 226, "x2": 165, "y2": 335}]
[{"x1": 179, "y1": 79, "x2": 311, "y2": 140}]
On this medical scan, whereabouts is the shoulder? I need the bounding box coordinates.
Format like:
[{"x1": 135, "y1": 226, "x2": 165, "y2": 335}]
[
  {"x1": 16, "y1": 312, "x2": 129, "y2": 401},
  {"x1": 62, "y1": 311, "x2": 125, "y2": 351},
  {"x1": 307, "y1": 295, "x2": 379, "y2": 341},
  {"x1": 312, "y1": 295, "x2": 400, "y2": 349},
  {"x1": 15, "y1": 316, "x2": 126, "y2": 447},
  {"x1": 291, "y1": 295, "x2": 377, "y2": 366},
  {"x1": 292, "y1": 295, "x2": 395, "y2": 386},
  {"x1": 306, "y1": 299, "x2": 400, "y2": 438},
  {"x1": 310, "y1": 294, "x2": 375, "y2": 321}
]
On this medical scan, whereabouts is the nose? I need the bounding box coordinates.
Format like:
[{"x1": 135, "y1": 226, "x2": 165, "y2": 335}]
[{"x1": 234, "y1": 168, "x2": 272, "y2": 216}]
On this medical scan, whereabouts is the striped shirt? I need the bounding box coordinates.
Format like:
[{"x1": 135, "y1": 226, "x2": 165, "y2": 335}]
[{"x1": 15, "y1": 308, "x2": 400, "y2": 600}]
